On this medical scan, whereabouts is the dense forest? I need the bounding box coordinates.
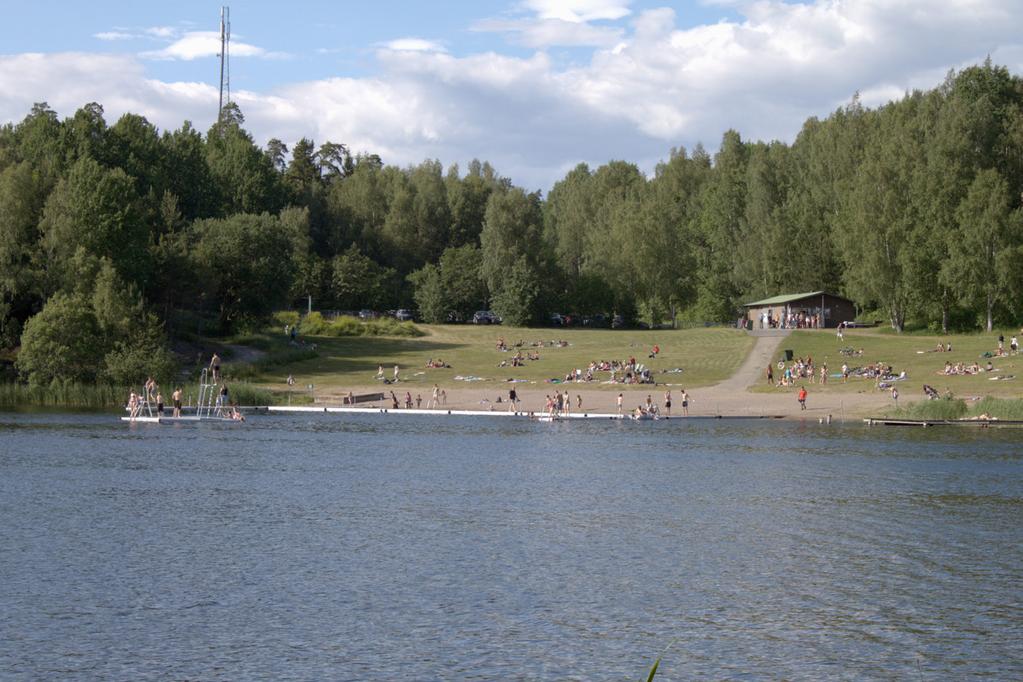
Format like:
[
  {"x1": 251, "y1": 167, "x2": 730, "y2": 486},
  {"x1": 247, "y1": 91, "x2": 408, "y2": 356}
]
[{"x1": 2, "y1": 60, "x2": 1023, "y2": 386}]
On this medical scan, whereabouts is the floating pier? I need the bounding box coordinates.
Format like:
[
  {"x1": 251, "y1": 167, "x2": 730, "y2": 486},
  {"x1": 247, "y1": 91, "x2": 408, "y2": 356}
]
[
  {"x1": 267, "y1": 405, "x2": 784, "y2": 420},
  {"x1": 120, "y1": 415, "x2": 241, "y2": 425}
]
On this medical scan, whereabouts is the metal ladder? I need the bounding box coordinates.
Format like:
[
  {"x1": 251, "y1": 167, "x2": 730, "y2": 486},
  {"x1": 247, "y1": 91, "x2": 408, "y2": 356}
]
[{"x1": 196, "y1": 368, "x2": 217, "y2": 418}]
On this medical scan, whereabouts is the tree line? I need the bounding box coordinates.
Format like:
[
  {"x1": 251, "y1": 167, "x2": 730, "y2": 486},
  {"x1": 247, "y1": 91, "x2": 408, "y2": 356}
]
[{"x1": 1, "y1": 60, "x2": 1022, "y2": 386}]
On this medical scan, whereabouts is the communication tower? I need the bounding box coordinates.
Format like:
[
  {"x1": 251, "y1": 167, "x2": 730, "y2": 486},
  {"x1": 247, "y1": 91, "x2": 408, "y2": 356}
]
[{"x1": 218, "y1": 6, "x2": 231, "y2": 120}]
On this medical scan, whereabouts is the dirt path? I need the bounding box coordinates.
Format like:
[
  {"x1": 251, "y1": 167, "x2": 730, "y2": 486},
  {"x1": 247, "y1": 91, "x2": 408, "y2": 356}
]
[
  {"x1": 225, "y1": 344, "x2": 266, "y2": 364},
  {"x1": 711, "y1": 332, "x2": 787, "y2": 392}
]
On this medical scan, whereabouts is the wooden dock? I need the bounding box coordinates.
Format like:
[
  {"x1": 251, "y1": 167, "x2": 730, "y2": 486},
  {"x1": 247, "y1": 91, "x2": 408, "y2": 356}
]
[{"x1": 864, "y1": 417, "x2": 1023, "y2": 427}]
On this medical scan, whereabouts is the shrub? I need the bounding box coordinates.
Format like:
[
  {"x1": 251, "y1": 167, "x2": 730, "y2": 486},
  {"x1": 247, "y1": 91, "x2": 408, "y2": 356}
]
[
  {"x1": 273, "y1": 310, "x2": 301, "y2": 330},
  {"x1": 300, "y1": 311, "x2": 329, "y2": 335},
  {"x1": 297, "y1": 314, "x2": 424, "y2": 338}
]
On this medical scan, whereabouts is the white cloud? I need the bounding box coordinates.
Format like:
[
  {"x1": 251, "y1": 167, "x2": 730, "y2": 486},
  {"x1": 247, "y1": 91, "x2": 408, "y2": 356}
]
[
  {"x1": 140, "y1": 31, "x2": 280, "y2": 61},
  {"x1": 379, "y1": 38, "x2": 447, "y2": 53},
  {"x1": 477, "y1": 0, "x2": 630, "y2": 47},
  {"x1": 6, "y1": 0, "x2": 1023, "y2": 191},
  {"x1": 94, "y1": 31, "x2": 135, "y2": 41},
  {"x1": 145, "y1": 26, "x2": 178, "y2": 39},
  {"x1": 522, "y1": 0, "x2": 632, "y2": 22}
]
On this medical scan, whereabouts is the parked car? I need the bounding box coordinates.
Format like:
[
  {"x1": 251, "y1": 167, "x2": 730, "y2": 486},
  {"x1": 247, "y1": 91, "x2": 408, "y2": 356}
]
[
  {"x1": 473, "y1": 310, "x2": 500, "y2": 324},
  {"x1": 611, "y1": 314, "x2": 625, "y2": 329},
  {"x1": 358, "y1": 309, "x2": 376, "y2": 320},
  {"x1": 550, "y1": 313, "x2": 565, "y2": 326},
  {"x1": 395, "y1": 309, "x2": 414, "y2": 321}
]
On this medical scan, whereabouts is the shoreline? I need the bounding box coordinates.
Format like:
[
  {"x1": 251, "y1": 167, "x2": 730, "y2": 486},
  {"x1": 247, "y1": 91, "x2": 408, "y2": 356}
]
[{"x1": 296, "y1": 382, "x2": 893, "y2": 423}]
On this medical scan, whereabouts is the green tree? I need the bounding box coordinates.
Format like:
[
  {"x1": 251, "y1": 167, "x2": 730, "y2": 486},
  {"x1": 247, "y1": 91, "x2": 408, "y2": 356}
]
[
  {"x1": 39, "y1": 156, "x2": 150, "y2": 289},
  {"x1": 16, "y1": 293, "x2": 105, "y2": 385},
  {"x1": 408, "y1": 264, "x2": 445, "y2": 323},
  {"x1": 206, "y1": 105, "x2": 285, "y2": 215},
  {"x1": 490, "y1": 256, "x2": 539, "y2": 326},
  {"x1": 190, "y1": 213, "x2": 295, "y2": 329},
  {"x1": 0, "y1": 162, "x2": 47, "y2": 324},
  {"x1": 329, "y1": 244, "x2": 398, "y2": 310},
  {"x1": 479, "y1": 187, "x2": 544, "y2": 295},
  {"x1": 949, "y1": 169, "x2": 1019, "y2": 330}
]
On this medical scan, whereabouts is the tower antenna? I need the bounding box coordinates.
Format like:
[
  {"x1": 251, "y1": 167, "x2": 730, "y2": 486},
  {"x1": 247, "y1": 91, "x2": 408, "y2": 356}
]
[{"x1": 218, "y1": 6, "x2": 231, "y2": 122}]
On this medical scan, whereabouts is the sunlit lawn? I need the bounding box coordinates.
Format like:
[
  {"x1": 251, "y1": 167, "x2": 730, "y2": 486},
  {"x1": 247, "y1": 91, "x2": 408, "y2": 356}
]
[
  {"x1": 249, "y1": 324, "x2": 755, "y2": 394},
  {"x1": 750, "y1": 327, "x2": 1023, "y2": 400}
]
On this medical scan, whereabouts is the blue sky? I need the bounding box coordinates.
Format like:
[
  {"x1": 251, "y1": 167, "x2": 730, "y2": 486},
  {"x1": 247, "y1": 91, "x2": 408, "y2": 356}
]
[{"x1": 1, "y1": 1, "x2": 1021, "y2": 190}]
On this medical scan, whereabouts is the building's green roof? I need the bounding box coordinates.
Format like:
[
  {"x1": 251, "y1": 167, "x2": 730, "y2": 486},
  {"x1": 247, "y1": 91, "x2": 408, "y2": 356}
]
[{"x1": 743, "y1": 291, "x2": 830, "y2": 307}]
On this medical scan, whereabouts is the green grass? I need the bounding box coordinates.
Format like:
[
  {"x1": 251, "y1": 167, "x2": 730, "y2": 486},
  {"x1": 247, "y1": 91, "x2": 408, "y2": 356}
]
[
  {"x1": 750, "y1": 327, "x2": 1023, "y2": 402},
  {"x1": 234, "y1": 324, "x2": 755, "y2": 395}
]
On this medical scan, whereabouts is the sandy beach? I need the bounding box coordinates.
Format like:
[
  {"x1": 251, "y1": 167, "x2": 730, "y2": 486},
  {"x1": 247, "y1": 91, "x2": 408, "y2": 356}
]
[{"x1": 311, "y1": 335, "x2": 894, "y2": 422}]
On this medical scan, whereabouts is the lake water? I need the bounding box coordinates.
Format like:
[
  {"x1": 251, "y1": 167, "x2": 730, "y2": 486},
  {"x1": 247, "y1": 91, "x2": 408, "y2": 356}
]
[{"x1": 1, "y1": 412, "x2": 1021, "y2": 680}]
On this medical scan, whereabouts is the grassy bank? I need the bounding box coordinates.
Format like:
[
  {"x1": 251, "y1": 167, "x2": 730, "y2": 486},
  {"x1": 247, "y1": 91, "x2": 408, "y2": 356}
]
[
  {"x1": 235, "y1": 324, "x2": 755, "y2": 395},
  {"x1": 750, "y1": 327, "x2": 1023, "y2": 402}
]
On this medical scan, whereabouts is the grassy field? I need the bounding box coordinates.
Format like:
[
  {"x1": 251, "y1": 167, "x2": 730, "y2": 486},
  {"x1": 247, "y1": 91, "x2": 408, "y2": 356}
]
[
  {"x1": 750, "y1": 327, "x2": 1023, "y2": 402},
  {"x1": 236, "y1": 324, "x2": 755, "y2": 396}
]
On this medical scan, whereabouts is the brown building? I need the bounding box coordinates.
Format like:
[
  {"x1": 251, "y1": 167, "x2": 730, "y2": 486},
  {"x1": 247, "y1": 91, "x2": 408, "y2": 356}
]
[{"x1": 742, "y1": 291, "x2": 856, "y2": 329}]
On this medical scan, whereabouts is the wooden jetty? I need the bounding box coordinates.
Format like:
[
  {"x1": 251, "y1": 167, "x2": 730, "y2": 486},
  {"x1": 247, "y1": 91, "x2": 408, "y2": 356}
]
[{"x1": 864, "y1": 417, "x2": 1023, "y2": 428}]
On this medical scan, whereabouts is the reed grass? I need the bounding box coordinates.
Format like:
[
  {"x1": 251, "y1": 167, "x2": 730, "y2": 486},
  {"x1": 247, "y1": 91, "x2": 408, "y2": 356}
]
[
  {"x1": 0, "y1": 381, "x2": 126, "y2": 408},
  {"x1": 890, "y1": 398, "x2": 968, "y2": 420},
  {"x1": 967, "y1": 396, "x2": 1023, "y2": 420},
  {"x1": 226, "y1": 383, "x2": 275, "y2": 406}
]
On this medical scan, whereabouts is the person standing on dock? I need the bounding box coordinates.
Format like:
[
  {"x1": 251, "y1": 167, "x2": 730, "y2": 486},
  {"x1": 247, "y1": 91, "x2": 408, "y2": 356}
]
[
  {"x1": 210, "y1": 353, "x2": 221, "y2": 384},
  {"x1": 429, "y1": 384, "x2": 440, "y2": 409},
  {"x1": 664, "y1": 390, "x2": 672, "y2": 416},
  {"x1": 508, "y1": 387, "x2": 518, "y2": 412},
  {"x1": 798, "y1": 386, "x2": 807, "y2": 410},
  {"x1": 616, "y1": 393, "x2": 623, "y2": 416},
  {"x1": 563, "y1": 390, "x2": 571, "y2": 416},
  {"x1": 156, "y1": 391, "x2": 164, "y2": 417},
  {"x1": 680, "y1": 389, "x2": 690, "y2": 416},
  {"x1": 172, "y1": 387, "x2": 182, "y2": 417},
  {"x1": 393, "y1": 364, "x2": 400, "y2": 383},
  {"x1": 217, "y1": 383, "x2": 229, "y2": 415}
]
